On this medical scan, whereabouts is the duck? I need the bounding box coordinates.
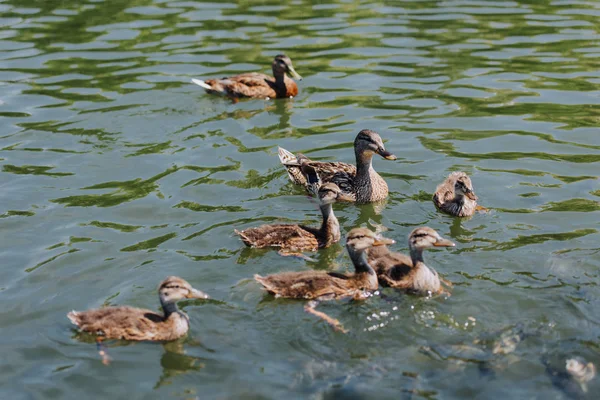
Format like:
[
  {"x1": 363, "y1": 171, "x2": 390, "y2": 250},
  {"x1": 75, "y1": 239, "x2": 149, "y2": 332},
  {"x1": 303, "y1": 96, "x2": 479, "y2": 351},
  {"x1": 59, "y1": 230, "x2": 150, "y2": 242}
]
[
  {"x1": 235, "y1": 182, "x2": 353, "y2": 251},
  {"x1": 366, "y1": 227, "x2": 455, "y2": 295},
  {"x1": 433, "y1": 171, "x2": 479, "y2": 217},
  {"x1": 191, "y1": 54, "x2": 302, "y2": 100},
  {"x1": 254, "y1": 227, "x2": 394, "y2": 332},
  {"x1": 278, "y1": 129, "x2": 397, "y2": 203},
  {"x1": 68, "y1": 276, "x2": 209, "y2": 342}
]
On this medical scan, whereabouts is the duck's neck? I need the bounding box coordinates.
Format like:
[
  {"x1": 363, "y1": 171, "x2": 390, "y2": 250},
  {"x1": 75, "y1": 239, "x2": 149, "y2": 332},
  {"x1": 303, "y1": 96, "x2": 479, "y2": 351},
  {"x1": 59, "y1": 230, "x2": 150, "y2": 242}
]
[
  {"x1": 319, "y1": 202, "x2": 341, "y2": 244},
  {"x1": 273, "y1": 68, "x2": 286, "y2": 87},
  {"x1": 347, "y1": 246, "x2": 376, "y2": 275},
  {"x1": 410, "y1": 247, "x2": 425, "y2": 266},
  {"x1": 355, "y1": 150, "x2": 375, "y2": 182},
  {"x1": 160, "y1": 299, "x2": 179, "y2": 319}
]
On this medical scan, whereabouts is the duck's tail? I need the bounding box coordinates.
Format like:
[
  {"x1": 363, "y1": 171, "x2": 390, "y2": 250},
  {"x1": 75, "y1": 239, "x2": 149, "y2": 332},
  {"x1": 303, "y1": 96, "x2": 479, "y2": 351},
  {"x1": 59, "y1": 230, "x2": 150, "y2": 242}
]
[
  {"x1": 278, "y1": 147, "x2": 308, "y2": 186},
  {"x1": 67, "y1": 310, "x2": 81, "y2": 326},
  {"x1": 234, "y1": 229, "x2": 252, "y2": 247},
  {"x1": 277, "y1": 147, "x2": 298, "y2": 166},
  {"x1": 191, "y1": 78, "x2": 212, "y2": 90}
]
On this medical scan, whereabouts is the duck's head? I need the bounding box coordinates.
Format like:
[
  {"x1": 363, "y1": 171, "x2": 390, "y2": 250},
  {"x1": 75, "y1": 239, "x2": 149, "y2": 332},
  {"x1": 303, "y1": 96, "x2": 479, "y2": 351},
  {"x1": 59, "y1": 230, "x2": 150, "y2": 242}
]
[
  {"x1": 346, "y1": 227, "x2": 395, "y2": 252},
  {"x1": 408, "y1": 227, "x2": 455, "y2": 251},
  {"x1": 452, "y1": 172, "x2": 477, "y2": 201},
  {"x1": 272, "y1": 54, "x2": 302, "y2": 81},
  {"x1": 158, "y1": 276, "x2": 209, "y2": 304},
  {"x1": 318, "y1": 182, "x2": 354, "y2": 204},
  {"x1": 354, "y1": 129, "x2": 396, "y2": 160}
]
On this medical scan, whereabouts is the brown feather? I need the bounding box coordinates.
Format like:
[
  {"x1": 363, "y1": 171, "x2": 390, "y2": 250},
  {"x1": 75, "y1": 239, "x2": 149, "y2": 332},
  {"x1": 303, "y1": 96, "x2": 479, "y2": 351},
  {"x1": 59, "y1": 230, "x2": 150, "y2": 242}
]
[
  {"x1": 236, "y1": 225, "x2": 320, "y2": 251},
  {"x1": 254, "y1": 271, "x2": 376, "y2": 300},
  {"x1": 67, "y1": 276, "x2": 207, "y2": 342},
  {"x1": 278, "y1": 130, "x2": 395, "y2": 203},
  {"x1": 196, "y1": 55, "x2": 300, "y2": 99},
  {"x1": 67, "y1": 307, "x2": 189, "y2": 341},
  {"x1": 433, "y1": 171, "x2": 478, "y2": 217}
]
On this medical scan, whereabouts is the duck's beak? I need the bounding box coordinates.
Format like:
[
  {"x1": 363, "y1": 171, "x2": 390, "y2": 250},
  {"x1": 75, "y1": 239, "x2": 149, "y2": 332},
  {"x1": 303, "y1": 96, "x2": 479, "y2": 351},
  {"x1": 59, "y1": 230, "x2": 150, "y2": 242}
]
[
  {"x1": 433, "y1": 238, "x2": 455, "y2": 247},
  {"x1": 187, "y1": 288, "x2": 210, "y2": 299},
  {"x1": 465, "y1": 189, "x2": 478, "y2": 201},
  {"x1": 377, "y1": 147, "x2": 397, "y2": 161},
  {"x1": 373, "y1": 235, "x2": 395, "y2": 246},
  {"x1": 287, "y1": 65, "x2": 302, "y2": 81},
  {"x1": 336, "y1": 192, "x2": 355, "y2": 202}
]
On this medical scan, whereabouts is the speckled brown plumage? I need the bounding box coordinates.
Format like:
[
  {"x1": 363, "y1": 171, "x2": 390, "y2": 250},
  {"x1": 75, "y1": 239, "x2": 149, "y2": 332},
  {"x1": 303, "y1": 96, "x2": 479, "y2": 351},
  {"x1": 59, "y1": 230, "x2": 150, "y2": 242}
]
[
  {"x1": 67, "y1": 277, "x2": 208, "y2": 341},
  {"x1": 367, "y1": 227, "x2": 455, "y2": 295},
  {"x1": 235, "y1": 183, "x2": 351, "y2": 251},
  {"x1": 191, "y1": 54, "x2": 301, "y2": 99},
  {"x1": 278, "y1": 129, "x2": 396, "y2": 203},
  {"x1": 433, "y1": 172, "x2": 478, "y2": 217},
  {"x1": 254, "y1": 227, "x2": 394, "y2": 300}
]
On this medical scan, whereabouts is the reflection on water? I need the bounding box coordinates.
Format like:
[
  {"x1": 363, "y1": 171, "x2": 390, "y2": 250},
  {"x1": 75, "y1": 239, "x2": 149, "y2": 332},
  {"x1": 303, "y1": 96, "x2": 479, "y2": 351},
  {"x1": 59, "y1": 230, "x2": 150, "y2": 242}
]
[{"x1": 1, "y1": 0, "x2": 600, "y2": 398}]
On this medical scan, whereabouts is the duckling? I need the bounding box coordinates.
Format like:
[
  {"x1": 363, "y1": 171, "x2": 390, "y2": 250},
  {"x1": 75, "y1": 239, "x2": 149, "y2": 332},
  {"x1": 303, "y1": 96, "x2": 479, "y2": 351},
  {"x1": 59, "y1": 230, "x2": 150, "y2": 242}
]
[
  {"x1": 278, "y1": 129, "x2": 397, "y2": 203},
  {"x1": 433, "y1": 172, "x2": 479, "y2": 217},
  {"x1": 367, "y1": 227, "x2": 455, "y2": 295},
  {"x1": 68, "y1": 276, "x2": 209, "y2": 342},
  {"x1": 254, "y1": 227, "x2": 394, "y2": 331},
  {"x1": 235, "y1": 183, "x2": 352, "y2": 251},
  {"x1": 191, "y1": 54, "x2": 302, "y2": 100}
]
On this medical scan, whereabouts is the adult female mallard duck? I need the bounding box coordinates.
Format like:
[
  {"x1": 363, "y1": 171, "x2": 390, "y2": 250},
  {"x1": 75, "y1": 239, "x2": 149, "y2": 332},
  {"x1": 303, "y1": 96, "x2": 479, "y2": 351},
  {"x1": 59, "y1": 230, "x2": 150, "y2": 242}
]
[
  {"x1": 367, "y1": 227, "x2": 455, "y2": 295},
  {"x1": 235, "y1": 183, "x2": 352, "y2": 251},
  {"x1": 278, "y1": 129, "x2": 397, "y2": 203},
  {"x1": 68, "y1": 277, "x2": 209, "y2": 342},
  {"x1": 254, "y1": 227, "x2": 394, "y2": 331},
  {"x1": 433, "y1": 172, "x2": 479, "y2": 217},
  {"x1": 191, "y1": 54, "x2": 302, "y2": 100}
]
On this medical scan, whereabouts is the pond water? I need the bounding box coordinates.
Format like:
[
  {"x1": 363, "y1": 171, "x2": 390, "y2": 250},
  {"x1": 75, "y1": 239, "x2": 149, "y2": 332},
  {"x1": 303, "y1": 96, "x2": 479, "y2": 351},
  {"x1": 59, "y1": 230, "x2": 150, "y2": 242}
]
[{"x1": 1, "y1": 0, "x2": 599, "y2": 398}]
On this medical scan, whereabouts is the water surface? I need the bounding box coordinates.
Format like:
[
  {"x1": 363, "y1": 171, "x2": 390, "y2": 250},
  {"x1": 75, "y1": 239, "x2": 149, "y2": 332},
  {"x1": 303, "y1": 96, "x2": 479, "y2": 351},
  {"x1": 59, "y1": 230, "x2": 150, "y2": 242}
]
[{"x1": 1, "y1": 0, "x2": 599, "y2": 398}]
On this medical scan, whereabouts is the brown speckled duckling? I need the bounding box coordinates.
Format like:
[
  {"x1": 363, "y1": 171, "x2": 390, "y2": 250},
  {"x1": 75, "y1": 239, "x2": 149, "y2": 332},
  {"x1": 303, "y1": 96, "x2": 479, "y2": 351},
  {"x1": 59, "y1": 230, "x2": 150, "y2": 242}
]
[
  {"x1": 367, "y1": 227, "x2": 455, "y2": 295},
  {"x1": 235, "y1": 183, "x2": 352, "y2": 251},
  {"x1": 68, "y1": 277, "x2": 209, "y2": 341},
  {"x1": 255, "y1": 228, "x2": 394, "y2": 332},
  {"x1": 278, "y1": 129, "x2": 396, "y2": 203},
  {"x1": 433, "y1": 172, "x2": 478, "y2": 217},
  {"x1": 191, "y1": 54, "x2": 302, "y2": 99}
]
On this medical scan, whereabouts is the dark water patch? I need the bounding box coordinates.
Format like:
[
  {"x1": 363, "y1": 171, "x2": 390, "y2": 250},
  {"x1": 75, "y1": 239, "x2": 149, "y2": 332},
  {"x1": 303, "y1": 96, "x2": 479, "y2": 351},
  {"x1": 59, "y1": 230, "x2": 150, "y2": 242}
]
[
  {"x1": 0, "y1": 210, "x2": 35, "y2": 218},
  {"x1": 174, "y1": 201, "x2": 246, "y2": 213},
  {"x1": 2, "y1": 164, "x2": 73, "y2": 176},
  {"x1": 120, "y1": 232, "x2": 178, "y2": 252},
  {"x1": 85, "y1": 221, "x2": 142, "y2": 233},
  {"x1": 540, "y1": 198, "x2": 600, "y2": 212}
]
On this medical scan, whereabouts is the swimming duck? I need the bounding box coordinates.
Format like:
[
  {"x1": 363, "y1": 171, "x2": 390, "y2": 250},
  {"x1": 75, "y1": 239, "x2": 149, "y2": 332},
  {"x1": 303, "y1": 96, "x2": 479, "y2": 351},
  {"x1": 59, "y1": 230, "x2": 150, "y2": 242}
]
[
  {"x1": 191, "y1": 54, "x2": 302, "y2": 100},
  {"x1": 433, "y1": 172, "x2": 478, "y2": 217},
  {"x1": 255, "y1": 227, "x2": 393, "y2": 331},
  {"x1": 367, "y1": 227, "x2": 455, "y2": 295},
  {"x1": 235, "y1": 183, "x2": 352, "y2": 251},
  {"x1": 68, "y1": 276, "x2": 209, "y2": 342},
  {"x1": 278, "y1": 129, "x2": 397, "y2": 203}
]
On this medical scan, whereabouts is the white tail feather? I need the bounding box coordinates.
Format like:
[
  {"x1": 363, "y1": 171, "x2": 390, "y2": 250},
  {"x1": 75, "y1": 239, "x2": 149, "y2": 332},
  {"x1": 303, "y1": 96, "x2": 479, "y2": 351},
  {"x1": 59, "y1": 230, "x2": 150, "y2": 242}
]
[
  {"x1": 278, "y1": 147, "x2": 299, "y2": 166},
  {"x1": 191, "y1": 78, "x2": 212, "y2": 90},
  {"x1": 67, "y1": 310, "x2": 80, "y2": 325}
]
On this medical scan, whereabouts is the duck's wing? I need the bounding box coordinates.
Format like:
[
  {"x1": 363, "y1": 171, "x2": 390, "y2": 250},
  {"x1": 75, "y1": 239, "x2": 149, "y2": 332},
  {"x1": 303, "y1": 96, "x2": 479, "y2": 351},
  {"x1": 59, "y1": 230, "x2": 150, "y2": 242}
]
[
  {"x1": 301, "y1": 161, "x2": 357, "y2": 198},
  {"x1": 378, "y1": 260, "x2": 414, "y2": 287},
  {"x1": 235, "y1": 224, "x2": 318, "y2": 251},
  {"x1": 220, "y1": 73, "x2": 276, "y2": 98},
  {"x1": 433, "y1": 180, "x2": 454, "y2": 206},
  {"x1": 68, "y1": 306, "x2": 163, "y2": 340}
]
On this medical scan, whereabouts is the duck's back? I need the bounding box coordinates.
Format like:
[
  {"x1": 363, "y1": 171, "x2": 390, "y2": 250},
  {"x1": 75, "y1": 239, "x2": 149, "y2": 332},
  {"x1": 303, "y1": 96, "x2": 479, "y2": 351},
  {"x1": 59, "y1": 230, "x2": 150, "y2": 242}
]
[
  {"x1": 69, "y1": 306, "x2": 169, "y2": 339},
  {"x1": 236, "y1": 224, "x2": 319, "y2": 250},
  {"x1": 255, "y1": 270, "x2": 367, "y2": 299}
]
